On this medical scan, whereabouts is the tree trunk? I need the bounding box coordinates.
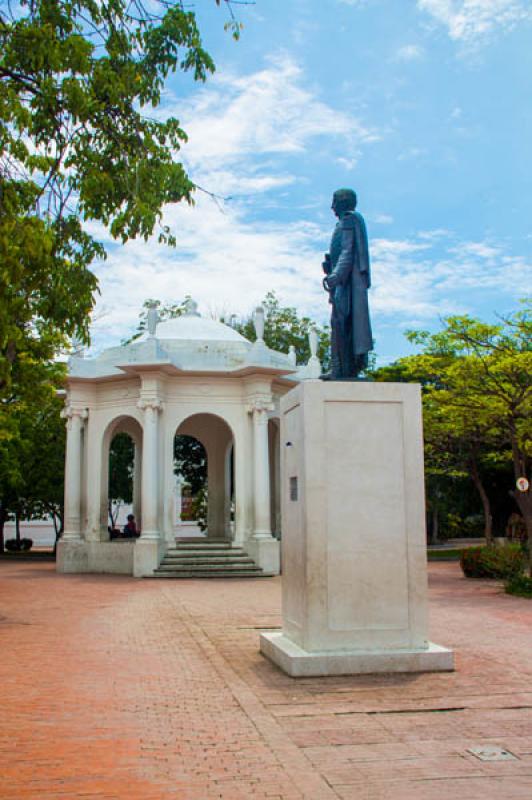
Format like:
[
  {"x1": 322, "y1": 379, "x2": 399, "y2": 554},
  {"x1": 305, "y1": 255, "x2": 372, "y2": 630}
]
[
  {"x1": 511, "y1": 490, "x2": 532, "y2": 575},
  {"x1": 52, "y1": 514, "x2": 64, "y2": 556},
  {"x1": 0, "y1": 505, "x2": 6, "y2": 553},
  {"x1": 15, "y1": 511, "x2": 21, "y2": 545},
  {"x1": 508, "y1": 432, "x2": 531, "y2": 573},
  {"x1": 470, "y1": 457, "x2": 493, "y2": 545}
]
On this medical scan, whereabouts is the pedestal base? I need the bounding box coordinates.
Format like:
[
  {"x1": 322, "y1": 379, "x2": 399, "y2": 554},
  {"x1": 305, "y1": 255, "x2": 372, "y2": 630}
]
[
  {"x1": 246, "y1": 536, "x2": 280, "y2": 575},
  {"x1": 56, "y1": 540, "x2": 88, "y2": 573},
  {"x1": 260, "y1": 632, "x2": 454, "y2": 677},
  {"x1": 57, "y1": 540, "x2": 136, "y2": 574},
  {"x1": 133, "y1": 538, "x2": 162, "y2": 577}
]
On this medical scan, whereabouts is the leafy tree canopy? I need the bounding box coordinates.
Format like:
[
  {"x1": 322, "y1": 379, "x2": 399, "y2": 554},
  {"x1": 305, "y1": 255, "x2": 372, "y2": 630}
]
[
  {"x1": 0, "y1": 362, "x2": 66, "y2": 549},
  {"x1": 0, "y1": 0, "x2": 237, "y2": 399},
  {"x1": 374, "y1": 302, "x2": 531, "y2": 560},
  {"x1": 233, "y1": 291, "x2": 330, "y2": 366}
]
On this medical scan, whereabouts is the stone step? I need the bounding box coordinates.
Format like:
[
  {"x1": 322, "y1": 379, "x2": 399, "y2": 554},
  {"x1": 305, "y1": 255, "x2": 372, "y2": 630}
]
[
  {"x1": 176, "y1": 537, "x2": 228, "y2": 542},
  {"x1": 168, "y1": 544, "x2": 244, "y2": 550},
  {"x1": 161, "y1": 561, "x2": 256, "y2": 569},
  {"x1": 152, "y1": 569, "x2": 273, "y2": 579},
  {"x1": 156, "y1": 562, "x2": 261, "y2": 573},
  {"x1": 164, "y1": 549, "x2": 246, "y2": 558},
  {"x1": 174, "y1": 541, "x2": 233, "y2": 549},
  {"x1": 163, "y1": 553, "x2": 254, "y2": 564},
  {"x1": 154, "y1": 542, "x2": 268, "y2": 579}
]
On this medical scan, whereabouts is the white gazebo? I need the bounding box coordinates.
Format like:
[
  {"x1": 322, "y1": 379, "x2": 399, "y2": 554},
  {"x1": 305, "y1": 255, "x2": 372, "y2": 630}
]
[{"x1": 57, "y1": 302, "x2": 321, "y2": 577}]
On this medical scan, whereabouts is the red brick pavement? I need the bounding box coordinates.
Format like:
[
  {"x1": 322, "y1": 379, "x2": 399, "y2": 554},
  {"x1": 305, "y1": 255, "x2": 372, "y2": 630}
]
[{"x1": 0, "y1": 561, "x2": 531, "y2": 799}]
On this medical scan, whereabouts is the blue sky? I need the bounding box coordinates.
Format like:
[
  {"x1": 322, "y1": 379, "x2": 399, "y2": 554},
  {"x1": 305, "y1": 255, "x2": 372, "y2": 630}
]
[{"x1": 89, "y1": 0, "x2": 532, "y2": 364}]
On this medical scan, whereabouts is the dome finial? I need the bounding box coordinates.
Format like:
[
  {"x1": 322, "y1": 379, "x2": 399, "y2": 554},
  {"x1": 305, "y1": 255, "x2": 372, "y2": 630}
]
[
  {"x1": 254, "y1": 306, "x2": 265, "y2": 342},
  {"x1": 146, "y1": 301, "x2": 160, "y2": 338}
]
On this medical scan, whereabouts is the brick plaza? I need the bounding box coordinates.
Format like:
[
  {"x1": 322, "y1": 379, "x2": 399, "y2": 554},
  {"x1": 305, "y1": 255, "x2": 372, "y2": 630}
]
[{"x1": 1, "y1": 561, "x2": 531, "y2": 799}]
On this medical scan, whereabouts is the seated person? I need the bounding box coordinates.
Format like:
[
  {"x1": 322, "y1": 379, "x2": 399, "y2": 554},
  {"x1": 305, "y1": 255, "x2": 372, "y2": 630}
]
[{"x1": 123, "y1": 514, "x2": 139, "y2": 538}]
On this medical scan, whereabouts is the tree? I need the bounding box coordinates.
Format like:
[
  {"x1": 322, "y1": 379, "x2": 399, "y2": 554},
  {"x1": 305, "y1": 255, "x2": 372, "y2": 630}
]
[
  {"x1": 434, "y1": 307, "x2": 531, "y2": 561},
  {"x1": 20, "y1": 388, "x2": 66, "y2": 543},
  {"x1": 0, "y1": 0, "x2": 238, "y2": 401},
  {"x1": 234, "y1": 291, "x2": 330, "y2": 366},
  {"x1": 174, "y1": 435, "x2": 207, "y2": 495},
  {"x1": 372, "y1": 350, "x2": 497, "y2": 542},
  {"x1": 375, "y1": 303, "x2": 531, "y2": 563},
  {"x1": 0, "y1": 366, "x2": 66, "y2": 550}
]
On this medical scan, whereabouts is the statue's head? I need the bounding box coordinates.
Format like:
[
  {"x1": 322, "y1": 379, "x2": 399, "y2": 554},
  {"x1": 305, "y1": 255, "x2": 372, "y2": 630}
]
[{"x1": 332, "y1": 188, "x2": 357, "y2": 217}]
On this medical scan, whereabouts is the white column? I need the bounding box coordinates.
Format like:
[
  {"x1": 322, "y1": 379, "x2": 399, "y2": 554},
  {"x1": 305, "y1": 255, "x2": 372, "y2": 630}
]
[
  {"x1": 137, "y1": 399, "x2": 162, "y2": 539},
  {"x1": 250, "y1": 400, "x2": 273, "y2": 539},
  {"x1": 62, "y1": 405, "x2": 88, "y2": 542},
  {"x1": 233, "y1": 424, "x2": 251, "y2": 547},
  {"x1": 132, "y1": 442, "x2": 142, "y2": 523},
  {"x1": 224, "y1": 445, "x2": 233, "y2": 539}
]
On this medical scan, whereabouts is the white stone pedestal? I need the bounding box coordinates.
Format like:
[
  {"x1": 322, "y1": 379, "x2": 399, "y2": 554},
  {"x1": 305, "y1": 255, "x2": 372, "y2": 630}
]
[
  {"x1": 260, "y1": 381, "x2": 454, "y2": 677},
  {"x1": 246, "y1": 536, "x2": 280, "y2": 575},
  {"x1": 133, "y1": 538, "x2": 162, "y2": 578},
  {"x1": 56, "y1": 541, "x2": 88, "y2": 573}
]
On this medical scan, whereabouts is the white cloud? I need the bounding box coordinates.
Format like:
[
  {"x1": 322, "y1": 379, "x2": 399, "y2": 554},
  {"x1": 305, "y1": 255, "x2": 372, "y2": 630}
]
[
  {"x1": 84, "y1": 55, "x2": 529, "y2": 361},
  {"x1": 89, "y1": 195, "x2": 329, "y2": 351},
  {"x1": 396, "y1": 44, "x2": 425, "y2": 61},
  {"x1": 336, "y1": 156, "x2": 359, "y2": 171},
  {"x1": 418, "y1": 0, "x2": 532, "y2": 45},
  {"x1": 89, "y1": 212, "x2": 531, "y2": 358},
  {"x1": 170, "y1": 54, "x2": 378, "y2": 188},
  {"x1": 451, "y1": 241, "x2": 500, "y2": 259},
  {"x1": 397, "y1": 146, "x2": 427, "y2": 161},
  {"x1": 369, "y1": 234, "x2": 531, "y2": 323},
  {"x1": 87, "y1": 55, "x2": 381, "y2": 350},
  {"x1": 417, "y1": 228, "x2": 453, "y2": 240}
]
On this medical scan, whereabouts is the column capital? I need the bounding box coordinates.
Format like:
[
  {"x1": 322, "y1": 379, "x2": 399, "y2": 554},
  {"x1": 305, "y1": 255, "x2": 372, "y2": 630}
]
[
  {"x1": 61, "y1": 404, "x2": 89, "y2": 423},
  {"x1": 137, "y1": 398, "x2": 163, "y2": 413},
  {"x1": 247, "y1": 395, "x2": 274, "y2": 416}
]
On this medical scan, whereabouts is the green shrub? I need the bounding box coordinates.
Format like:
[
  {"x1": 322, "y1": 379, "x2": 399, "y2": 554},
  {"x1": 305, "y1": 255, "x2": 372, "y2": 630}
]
[
  {"x1": 460, "y1": 543, "x2": 526, "y2": 579},
  {"x1": 4, "y1": 538, "x2": 33, "y2": 552},
  {"x1": 505, "y1": 574, "x2": 532, "y2": 598}
]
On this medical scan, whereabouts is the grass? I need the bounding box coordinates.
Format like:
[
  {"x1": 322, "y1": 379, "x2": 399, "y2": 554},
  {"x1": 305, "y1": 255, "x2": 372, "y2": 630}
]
[{"x1": 427, "y1": 548, "x2": 462, "y2": 561}]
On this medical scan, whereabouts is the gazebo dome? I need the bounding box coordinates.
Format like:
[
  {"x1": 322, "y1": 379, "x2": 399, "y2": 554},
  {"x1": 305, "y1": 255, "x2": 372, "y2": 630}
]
[
  {"x1": 67, "y1": 300, "x2": 318, "y2": 380},
  {"x1": 145, "y1": 314, "x2": 247, "y2": 344}
]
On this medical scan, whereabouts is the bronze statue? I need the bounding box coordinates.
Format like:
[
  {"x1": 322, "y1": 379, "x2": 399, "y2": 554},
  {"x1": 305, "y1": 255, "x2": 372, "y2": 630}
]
[{"x1": 322, "y1": 188, "x2": 373, "y2": 380}]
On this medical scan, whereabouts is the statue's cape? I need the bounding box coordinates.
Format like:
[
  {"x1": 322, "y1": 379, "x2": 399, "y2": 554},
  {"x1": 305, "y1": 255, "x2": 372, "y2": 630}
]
[
  {"x1": 342, "y1": 211, "x2": 371, "y2": 287},
  {"x1": 342, "y1": 211, "x2": 373, "y2": 355}
]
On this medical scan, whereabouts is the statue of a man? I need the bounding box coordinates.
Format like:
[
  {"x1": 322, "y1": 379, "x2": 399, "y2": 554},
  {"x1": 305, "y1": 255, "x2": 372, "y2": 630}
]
[{"x1": 322, "y1": 188, "x2": 373, "y2": 379}]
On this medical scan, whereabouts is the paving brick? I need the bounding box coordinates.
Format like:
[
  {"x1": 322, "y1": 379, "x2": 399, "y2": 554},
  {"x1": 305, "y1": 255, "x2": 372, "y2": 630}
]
[{"x1": 1, "y1": 561, "x2": 531, "y2": 799}]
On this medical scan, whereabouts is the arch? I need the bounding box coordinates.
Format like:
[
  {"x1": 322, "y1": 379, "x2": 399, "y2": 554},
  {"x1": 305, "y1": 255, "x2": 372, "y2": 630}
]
[
  {"x1": 100, "y1": 415, "x2": 143, "y2": 540},
  {"x1": 174, "y1": 413, "x2": 235, "y2": 541},
  {"x1": 176, "y1": 411, "x2": 236, "y2": 443}
]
